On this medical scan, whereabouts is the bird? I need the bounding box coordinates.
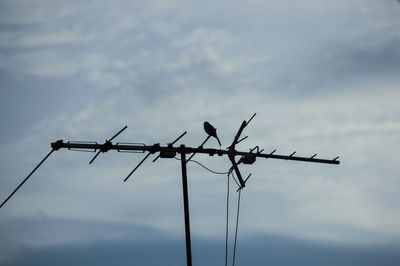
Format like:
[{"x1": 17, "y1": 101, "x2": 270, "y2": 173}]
[{"x1": 203, "y1": 121, "x2": 221, "y2": 146}]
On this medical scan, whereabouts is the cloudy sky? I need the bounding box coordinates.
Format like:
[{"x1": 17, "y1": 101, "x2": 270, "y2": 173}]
[{"x1": 1, "y1": 0, "x2": 400, "y2": 265}]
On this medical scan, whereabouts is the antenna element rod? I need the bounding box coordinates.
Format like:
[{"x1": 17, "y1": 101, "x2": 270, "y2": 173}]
[
  {"x1": 0, "y1": 149, "x2": 55, "y2": 208},
  {"x1": 124, "y1": 152, "x2": 151, "y2": 182},
  {"x1": 109, "y1": 125, "x2": 128, "y2": 142}
]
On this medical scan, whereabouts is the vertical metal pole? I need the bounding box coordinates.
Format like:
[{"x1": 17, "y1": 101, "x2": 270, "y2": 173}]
[{"x1": 180, "y1": 145, "x2": 192, "y2": 266}]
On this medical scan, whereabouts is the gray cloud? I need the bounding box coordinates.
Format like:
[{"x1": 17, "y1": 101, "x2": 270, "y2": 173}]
[
  {"x1": 310, "y1": 38, "x2": 400, "y2": 89},
  {"x1": 1, "y1": 0, "x2": 400, "y2": 265}
]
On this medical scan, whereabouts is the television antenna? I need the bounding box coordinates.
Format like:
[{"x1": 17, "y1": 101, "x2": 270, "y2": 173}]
[{"x1": 1, "y1": 114, "x2": 339, "y2": 266}]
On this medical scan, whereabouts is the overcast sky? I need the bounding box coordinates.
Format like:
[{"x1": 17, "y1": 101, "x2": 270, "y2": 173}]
[{"x1": 1, "y1": 0, "x2": 400, "y2": 265}]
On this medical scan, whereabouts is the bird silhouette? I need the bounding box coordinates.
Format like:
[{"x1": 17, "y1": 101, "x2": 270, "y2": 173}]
[{"x1": 203, "y1": 121, "x2": 221, "y2": 146}]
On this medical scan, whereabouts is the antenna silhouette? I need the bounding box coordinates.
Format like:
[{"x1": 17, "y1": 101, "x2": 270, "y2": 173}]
[{"x1": 0, "y1": 114, "x2": 340, "y2": 266}]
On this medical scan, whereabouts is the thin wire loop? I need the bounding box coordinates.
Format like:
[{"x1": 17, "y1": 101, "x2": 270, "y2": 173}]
[{"x1": 174, "y1": 157, "x2": 229, "y2": 175}]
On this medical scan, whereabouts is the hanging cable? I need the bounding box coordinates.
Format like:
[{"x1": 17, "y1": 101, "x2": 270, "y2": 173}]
[
  {"x1": 229, "y1": 170, "x2": 240, "y2": 188},
  {"x1": 174, "y1": 157, "x2": 229, "y2": 175},
  {"x1": 225, "y1": 172, "x2": 230, "y2": 266},
  {"x1": 174, "y1": 154, "x2": 243, "y2": 266},
  {"x1": 232, "y1": 189, "x2": 242, "y2": 266}
]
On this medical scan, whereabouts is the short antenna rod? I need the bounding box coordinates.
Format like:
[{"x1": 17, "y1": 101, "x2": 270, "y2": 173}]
[
  {"x1": 186, "y1": 135, "x2": 211, "y2": 163},
  {"x1": 89, "y1": 126, "x2": 128, "y2": 164},
  {"x1": 152, "y1": 131, "x2": 187, "y2": 163}
]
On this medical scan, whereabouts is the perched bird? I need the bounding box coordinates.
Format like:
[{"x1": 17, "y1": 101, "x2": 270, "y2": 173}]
[{"x1": 203, "y1": 121, "x2": 221, "y2": 146}]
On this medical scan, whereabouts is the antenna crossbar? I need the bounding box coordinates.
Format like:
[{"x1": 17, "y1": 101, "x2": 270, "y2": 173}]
[{"x1": 51, "y1": 141, "x2": 340, "y2": 165}]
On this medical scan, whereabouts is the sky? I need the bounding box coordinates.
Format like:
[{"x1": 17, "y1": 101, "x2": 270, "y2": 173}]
[{"x1": 1, "y1": 0, "x2": 400, "y2": 265}]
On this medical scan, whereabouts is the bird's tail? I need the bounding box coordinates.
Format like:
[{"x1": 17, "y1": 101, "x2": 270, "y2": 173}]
[{"x1": 216, "y1": 136, "x2": 221, "y2": 146}]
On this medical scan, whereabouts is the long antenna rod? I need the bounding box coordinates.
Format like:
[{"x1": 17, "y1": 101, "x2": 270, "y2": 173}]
[{"x1": 0, "y1": 149, "x2": 55, "y2": 208}]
